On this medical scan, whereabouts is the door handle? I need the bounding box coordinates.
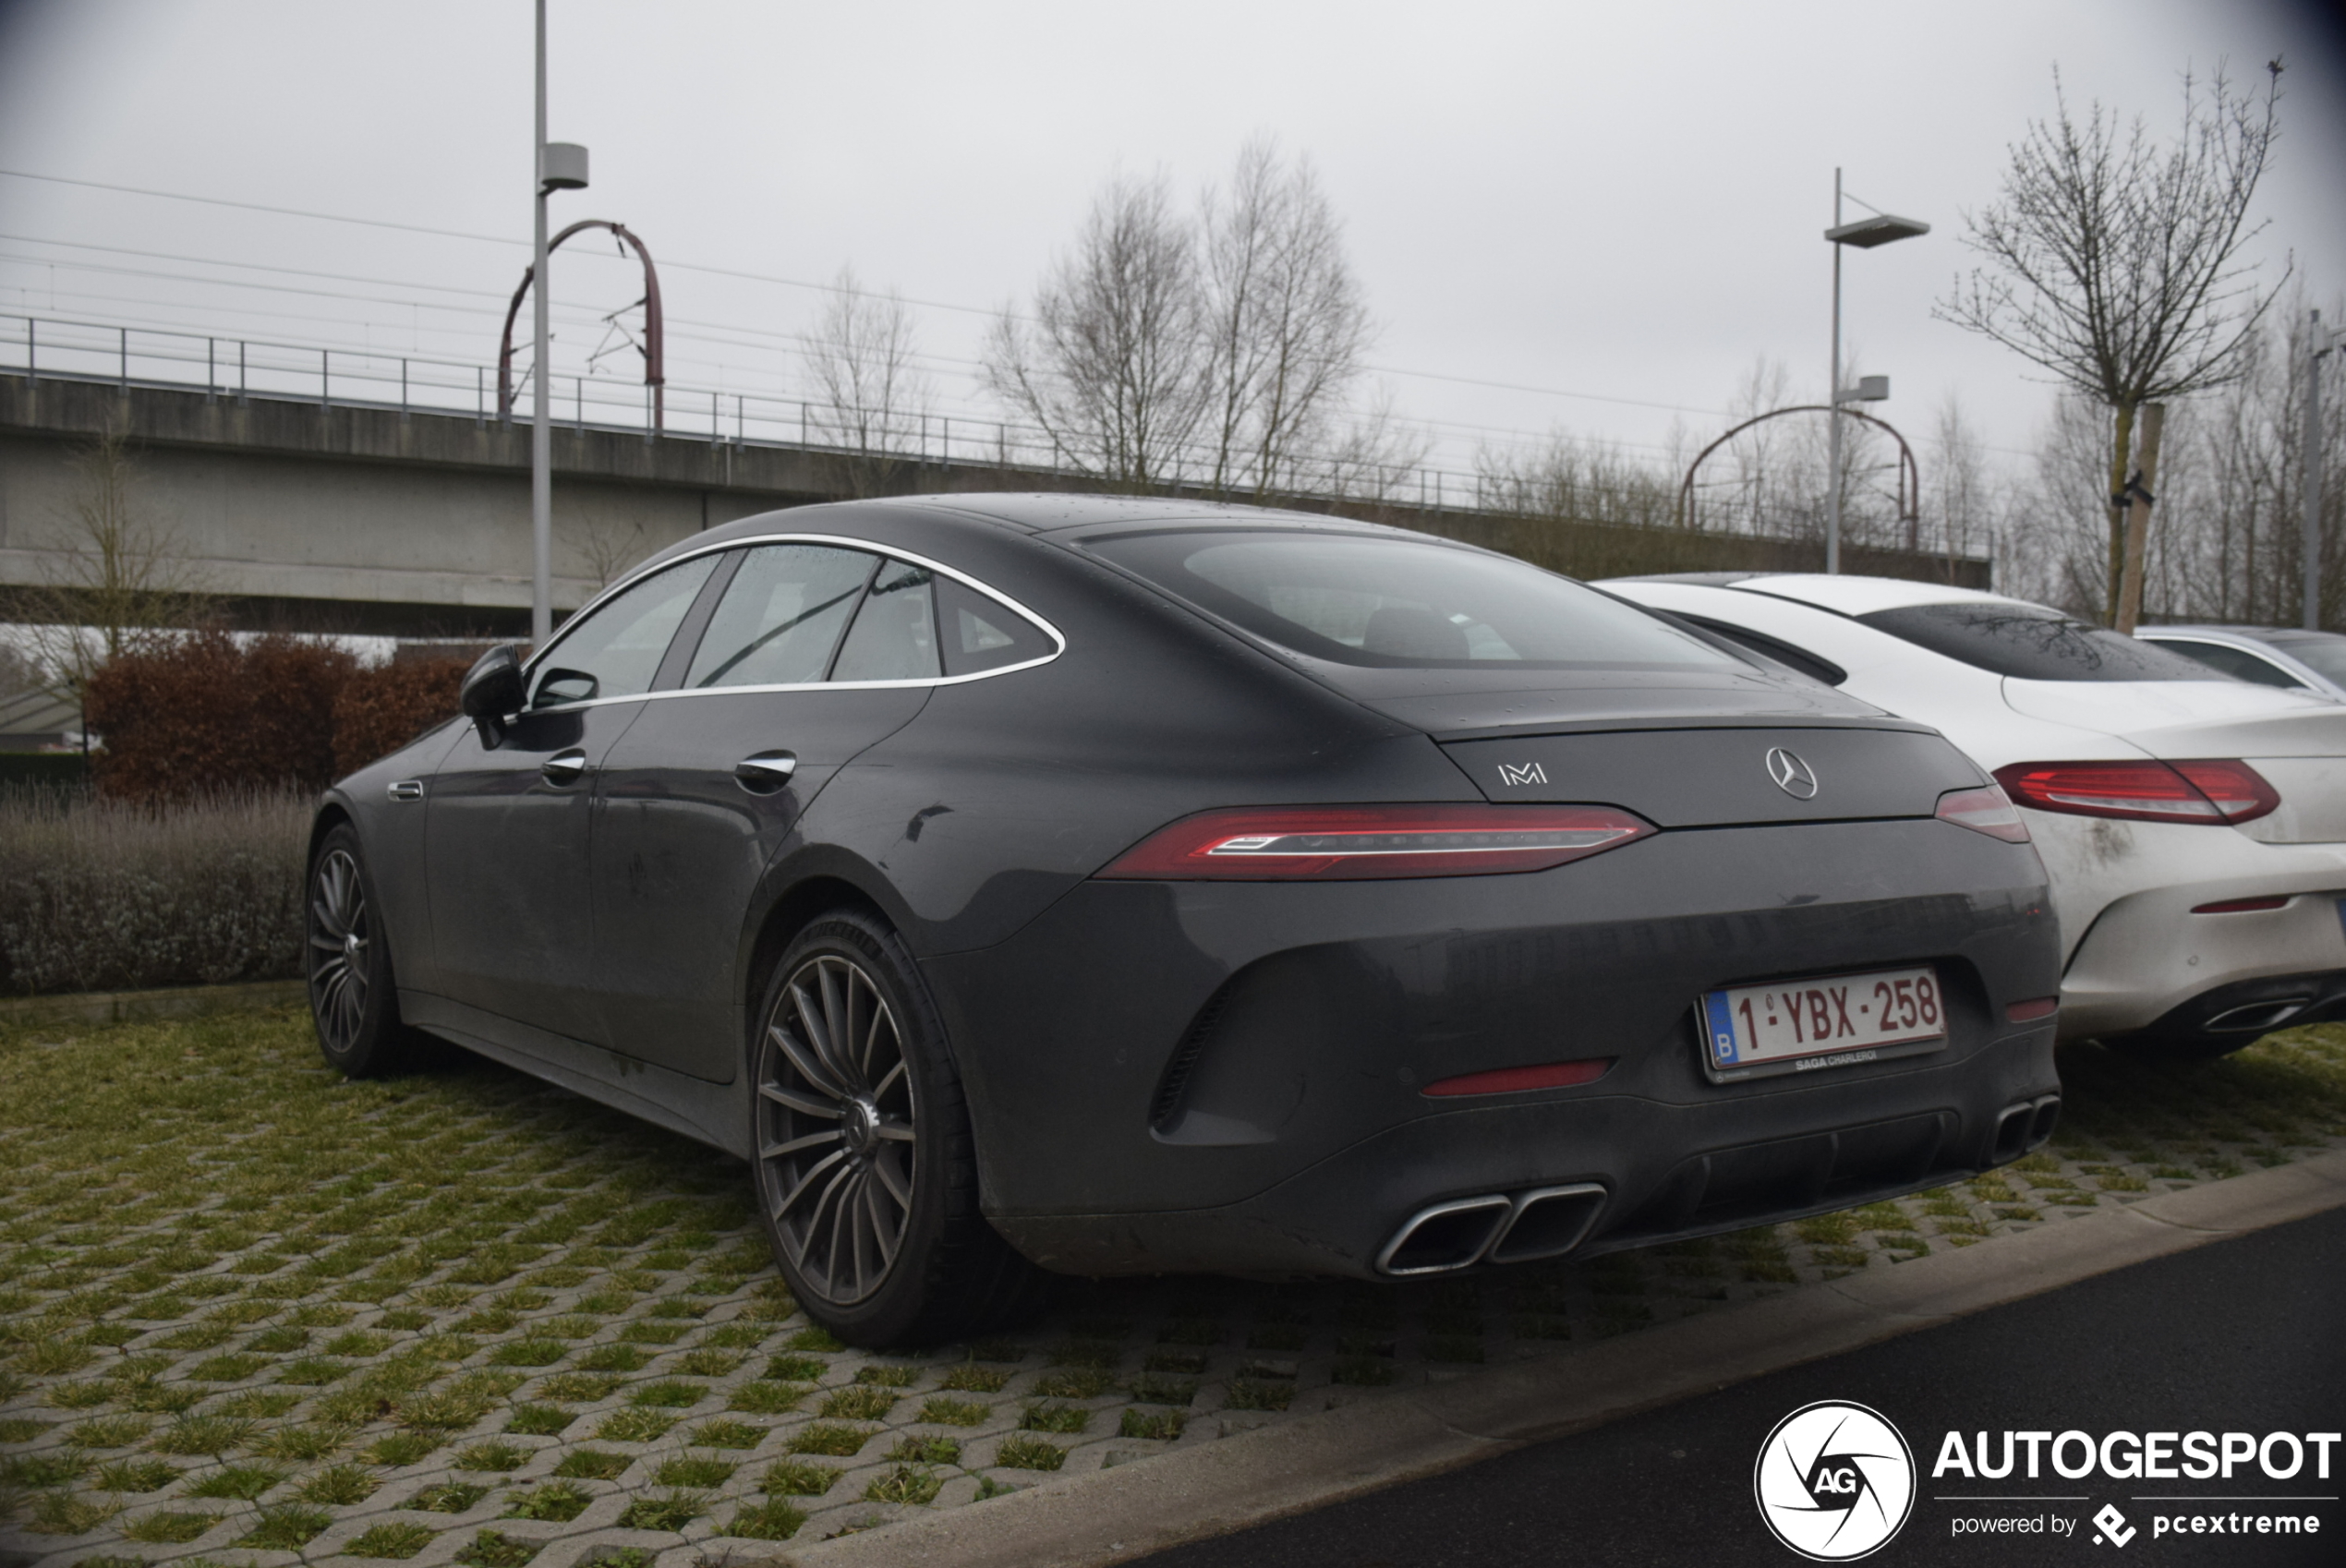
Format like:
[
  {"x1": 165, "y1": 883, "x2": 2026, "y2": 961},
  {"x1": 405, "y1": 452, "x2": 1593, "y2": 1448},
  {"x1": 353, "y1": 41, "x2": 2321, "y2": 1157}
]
[
  {"x1": 541, "y1": 749, "x2": 589, "y2": 785},
  {"x1": 387, "y1": 779, "x2": 424, "y2": 802},
  {"x1": 734, "y1": 751, "x2": 798, "y2": 792}
]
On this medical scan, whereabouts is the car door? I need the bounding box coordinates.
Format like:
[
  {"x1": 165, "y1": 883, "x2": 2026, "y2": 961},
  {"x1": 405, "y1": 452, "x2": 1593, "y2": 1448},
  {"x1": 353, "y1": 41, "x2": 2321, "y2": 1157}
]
[
  {"x1": 588, "y1": 542, "x2": 936, "y2": 1081},
  {"x1": 424, "y1": 552, "x2": 720, "y2": 1042}
]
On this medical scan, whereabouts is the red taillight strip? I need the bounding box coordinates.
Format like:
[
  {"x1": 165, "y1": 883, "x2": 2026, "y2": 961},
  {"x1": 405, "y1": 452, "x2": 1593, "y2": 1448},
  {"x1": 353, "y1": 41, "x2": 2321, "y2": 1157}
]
[
  {"x1": 1097, "y1": 804, "x2": 1656, "y2": 881},
  {"x1": 1992, "y1": 759, "x2": 2279, "y2": 826},
  {"x1": 1421, "y1": 1057, "x2": 1615, "y2": 1097},
  {"x1": 2192, "y1": 896, "x2": 2290, "y2": 914},
  {"x1": 2004, "y1": 996, "x2": 2060, "y2": 1022}
]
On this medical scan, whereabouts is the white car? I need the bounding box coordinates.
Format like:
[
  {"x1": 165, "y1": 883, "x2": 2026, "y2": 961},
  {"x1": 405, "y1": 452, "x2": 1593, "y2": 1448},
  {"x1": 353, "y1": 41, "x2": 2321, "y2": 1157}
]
[
  {"x1": 1601, "y1": 573, "x2": 2346, "y2": 1058},
  {"x1": 2136, "y1": 624, "x2": 2346, "y2": 703}
]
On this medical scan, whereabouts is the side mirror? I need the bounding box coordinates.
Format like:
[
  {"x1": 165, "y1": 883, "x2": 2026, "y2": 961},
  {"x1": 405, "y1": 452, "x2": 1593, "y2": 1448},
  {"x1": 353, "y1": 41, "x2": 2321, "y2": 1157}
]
[{"x1": 461, "y1": 644, "x2": 525, "y2": 747}]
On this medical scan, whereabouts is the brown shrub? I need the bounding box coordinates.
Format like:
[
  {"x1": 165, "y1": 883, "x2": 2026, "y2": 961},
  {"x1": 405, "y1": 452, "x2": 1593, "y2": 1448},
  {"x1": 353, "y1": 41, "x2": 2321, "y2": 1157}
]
[
  {"x1": 83, "y1": 632, "x2": 356, "y2": 802},
  {"x1": 333, "y1": 659, "x2": 468, "y2": 776}
]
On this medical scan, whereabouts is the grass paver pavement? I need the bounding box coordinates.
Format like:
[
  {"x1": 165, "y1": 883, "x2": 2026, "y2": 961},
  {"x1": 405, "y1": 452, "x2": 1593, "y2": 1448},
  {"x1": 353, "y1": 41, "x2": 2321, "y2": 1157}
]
[{"x1": 2, "y1": 1006, "x2": 2343, "y2": 1566}]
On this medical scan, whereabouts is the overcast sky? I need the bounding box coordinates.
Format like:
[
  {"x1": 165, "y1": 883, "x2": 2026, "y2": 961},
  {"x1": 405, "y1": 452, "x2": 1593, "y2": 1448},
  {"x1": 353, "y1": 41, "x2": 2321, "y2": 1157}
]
[{"x1": 1, "y1": 0, "x2": 2340, "y2": 486}]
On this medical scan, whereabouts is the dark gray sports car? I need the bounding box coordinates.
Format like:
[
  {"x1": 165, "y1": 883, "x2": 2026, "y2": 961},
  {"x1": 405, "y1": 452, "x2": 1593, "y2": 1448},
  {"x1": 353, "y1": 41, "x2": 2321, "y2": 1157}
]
[{"x1": 307, "y1": 495, "x2": 2062, "y2": 1346}]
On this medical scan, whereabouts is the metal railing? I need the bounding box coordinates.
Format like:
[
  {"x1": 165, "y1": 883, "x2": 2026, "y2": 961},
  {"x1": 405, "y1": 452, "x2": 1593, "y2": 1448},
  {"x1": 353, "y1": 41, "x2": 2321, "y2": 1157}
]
[
  {"x1": 0, "y1": 310, "x2": 1477, "y2": 511},
  {"x1": 0, "y1": 310, "x2": 1961, "y2": 554}
]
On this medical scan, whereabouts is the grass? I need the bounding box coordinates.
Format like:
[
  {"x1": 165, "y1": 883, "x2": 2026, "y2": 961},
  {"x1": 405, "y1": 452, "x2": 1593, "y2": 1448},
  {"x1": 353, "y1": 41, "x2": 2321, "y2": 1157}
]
[
  {"x1": 725, "y1": 1496, "x2": 808, "y2": 1539},
  {"x1": 759, "y1": 1458, "x2": 839, "y2": 1496},
  {"x1": 865, "y1": 1464, "x2": 943, "y2": 1505},
  {"x1": 786, "y1": 1422, "x2": 873, "y2": 1457},
  {"x1": 119, "y1": 1510, "x2": 220, "y2": 1544},
  {"x1": 453, "y1": 1528, "x2": 542, "y2": 1567},
  {"x1": 502, "y1": 1479, "x2": 592, "y2": 1522},
  {"x1": 2, "y1": 1000, "x2": 2340, "y2": 1562},
  {"x1": 992, "y1": 1434, "x2": 1068, "y2": 1471},
  {"x1": 616, "y1": 1490, "x2": 705, "y2": 1531},
  {"x1": 551, "y1": 1449, "x2": 634, "y2": 1481},
  {"x1": 346, "y1": 1521, "x2": 439, "y2": 1558}
]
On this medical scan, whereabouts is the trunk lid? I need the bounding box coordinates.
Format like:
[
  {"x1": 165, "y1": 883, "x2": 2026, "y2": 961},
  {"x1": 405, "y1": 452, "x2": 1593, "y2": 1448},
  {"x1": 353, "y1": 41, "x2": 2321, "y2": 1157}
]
[{"x1": 1441, "y1": 724, "x2": 1982, "y2": 827}]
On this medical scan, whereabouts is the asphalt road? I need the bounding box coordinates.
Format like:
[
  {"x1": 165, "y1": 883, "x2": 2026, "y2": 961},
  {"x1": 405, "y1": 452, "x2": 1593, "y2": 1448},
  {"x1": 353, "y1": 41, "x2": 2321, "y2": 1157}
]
[{"x1": 1131, "y1": 1206, "x2": 2346, "y2": 1568}]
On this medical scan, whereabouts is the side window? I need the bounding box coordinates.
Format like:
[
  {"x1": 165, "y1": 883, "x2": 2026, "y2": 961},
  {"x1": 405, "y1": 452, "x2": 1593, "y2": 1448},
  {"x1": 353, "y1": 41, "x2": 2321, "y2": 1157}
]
[
  {"x1": 832, "y1": 560, "x2": 940, "y2": 682},
  {"x1": 528, "y1": 554, "x2": 719, "y2": 708},
  {"x1": 2149, "y1": 639, "x2": 2305, "y2": 689},
  {"x1": 687, "y1": 544, "x2": 877, "y2": 689},
  {"x1": 936, "y1": 576, "x2": 1056, "y2": 676}
]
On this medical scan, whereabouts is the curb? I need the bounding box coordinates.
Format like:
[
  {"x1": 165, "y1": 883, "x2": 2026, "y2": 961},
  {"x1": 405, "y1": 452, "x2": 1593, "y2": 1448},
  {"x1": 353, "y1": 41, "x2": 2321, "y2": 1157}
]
[
  {"x1": 786, "y1": 1149, "x2": 2346, "y2": 1568},
  {"x1": 0, "y1": 977, "x2": 307, "y2": 1027}
]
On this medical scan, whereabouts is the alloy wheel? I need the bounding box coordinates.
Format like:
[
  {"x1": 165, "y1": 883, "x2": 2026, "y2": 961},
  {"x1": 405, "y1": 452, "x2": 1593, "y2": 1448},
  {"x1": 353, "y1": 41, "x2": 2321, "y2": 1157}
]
[
  {"x1": 308, "y1": 848, "x2": 370, "y2": 1054},
  {"x1": 756, "y1": 953, "x2": 917, "y2": 1306}
]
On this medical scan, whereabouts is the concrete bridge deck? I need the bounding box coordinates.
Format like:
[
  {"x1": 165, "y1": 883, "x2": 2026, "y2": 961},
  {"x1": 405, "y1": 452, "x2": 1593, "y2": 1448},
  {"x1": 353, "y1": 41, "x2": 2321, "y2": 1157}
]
[{"x1": 0, "y1": 372, "x2": 1987, "y2": 638}]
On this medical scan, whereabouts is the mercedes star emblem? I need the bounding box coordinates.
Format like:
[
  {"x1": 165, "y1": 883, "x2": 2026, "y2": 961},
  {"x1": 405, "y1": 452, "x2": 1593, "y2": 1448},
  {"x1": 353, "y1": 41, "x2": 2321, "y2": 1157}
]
[{"x1": 1766, "y1": 746, "x2": 1819, "y2": 799}]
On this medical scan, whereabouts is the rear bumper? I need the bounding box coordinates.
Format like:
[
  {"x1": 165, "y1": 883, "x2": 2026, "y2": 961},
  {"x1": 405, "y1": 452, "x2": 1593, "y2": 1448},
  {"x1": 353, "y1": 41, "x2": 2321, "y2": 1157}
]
[
  {"x1": 993, "y1": 1030, "x2": 2059, "y2": 1277},
  {"x1": 2101, "y1": 967, "x2": 2346, "y2": 1052},
  {"x1": 925, "y1": 816, "x2": 2061, "y2": 1278},
  {"x1": 2057, "y1": 870, "x2": 2346, "y2": 1040}
]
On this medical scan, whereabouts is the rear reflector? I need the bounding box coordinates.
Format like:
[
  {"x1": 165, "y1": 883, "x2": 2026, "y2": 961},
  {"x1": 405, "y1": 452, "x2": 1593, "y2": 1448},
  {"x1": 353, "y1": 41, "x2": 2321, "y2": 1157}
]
[
  {"x1": 1992, "y1": 759, "x2": 2279, "y2": 826},
  {"x1": 2004, "y1": 996, "x2": 2060, "y2": 1022},
  {"x1": 1935, "y1": 783, "x2": 2031, "y2": 842},
  {"x1": 2192, "y1": 896, "x2": 2291, "y2": 913},
  {"x1": 1097, "y1": 804, "x2": 1654, "y2": 881},
  {"x1": 1421, "y1": 1058, "x2": 1616, "y2": 1097}
]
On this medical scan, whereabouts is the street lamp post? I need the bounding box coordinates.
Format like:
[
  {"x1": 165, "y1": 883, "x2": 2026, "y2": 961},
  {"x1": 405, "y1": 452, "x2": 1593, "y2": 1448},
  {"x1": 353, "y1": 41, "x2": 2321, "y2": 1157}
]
[
  {"x1": 2306, "y1": 309, "x2": 2337, "y2": 630},
  {"x1": 531, "y1": 0, "x2": 587, "y2": 646},
  {"x1": 1823, "y1": 170, "x2": 1928, "y2": 573}
]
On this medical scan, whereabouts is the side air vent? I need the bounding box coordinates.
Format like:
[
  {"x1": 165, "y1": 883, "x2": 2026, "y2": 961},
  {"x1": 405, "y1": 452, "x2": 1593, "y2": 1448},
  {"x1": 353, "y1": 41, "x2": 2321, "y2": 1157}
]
[{"x1": 1148, "y1": 981, "x2": 1236, "y2": 1132}]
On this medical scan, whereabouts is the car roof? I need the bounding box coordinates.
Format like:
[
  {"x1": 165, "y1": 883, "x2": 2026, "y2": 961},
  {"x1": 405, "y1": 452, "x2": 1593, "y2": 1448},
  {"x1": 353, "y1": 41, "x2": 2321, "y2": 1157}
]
[
  {"x1": 2141, "y1": 624, "x2": 2346, "y2": 647},
  {"x1": 1608, "y1": 572, "x2": 2046, "y2": 618}
]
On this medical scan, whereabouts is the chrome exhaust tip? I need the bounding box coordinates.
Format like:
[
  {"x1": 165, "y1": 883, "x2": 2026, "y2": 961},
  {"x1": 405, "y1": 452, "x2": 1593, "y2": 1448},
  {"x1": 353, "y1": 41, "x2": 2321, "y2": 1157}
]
[
  {"x1": 1374, "y1": 1195, "x2": 1513, "y2": 1276},
  {"x1": 1486, "y1": 1183, "x2": 1608, "y2": 1265},
  {"x1": 2203, "y1": 998, "x2": 2310, "y2": 1034}
]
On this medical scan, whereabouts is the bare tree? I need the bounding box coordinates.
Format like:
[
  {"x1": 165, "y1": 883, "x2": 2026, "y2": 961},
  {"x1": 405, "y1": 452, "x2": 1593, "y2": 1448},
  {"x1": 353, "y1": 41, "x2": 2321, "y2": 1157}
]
[
  {"x1": 805, "y1": 267, "x2": 935, "y2": 497},
  {"x1": 984, "y1": 174, "x2": 1206, "y2": 490},
  {"x1": 4, "y1": 431, "x2": 208, "y2": 709},
  {"x1": 1938, "y1": 61, "x2": 2286, "y2": 629},
  {"x1": 1197, "y1": 138, "x2": 1373, "y2": 498}
]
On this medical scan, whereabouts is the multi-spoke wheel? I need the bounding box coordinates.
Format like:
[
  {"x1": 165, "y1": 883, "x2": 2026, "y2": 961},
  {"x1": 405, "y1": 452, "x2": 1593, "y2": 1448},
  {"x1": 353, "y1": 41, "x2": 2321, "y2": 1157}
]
[
  {"x1": 309, "y1": 845, "x2": 372, "y2": 1055},
  {"x1": 749, "y1": 911, "x2": 1043, "y2": 1346},
  {"x1": 305, "y1": 824, "x2": 420, "y2": 1079},
  {"x1": 756, "y1": 952, "x2": 918, "y2": 1305}
]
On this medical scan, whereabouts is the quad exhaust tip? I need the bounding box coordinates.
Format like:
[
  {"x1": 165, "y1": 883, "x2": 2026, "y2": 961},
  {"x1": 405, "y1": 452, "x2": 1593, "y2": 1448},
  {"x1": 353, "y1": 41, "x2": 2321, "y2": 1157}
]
[
  {"x1": 1992, "y1": 1092, "x2": 2062, "y2": 1165},
  {"x1": 1376, "y1": 1183, "x2": 1609, "y2": 1277}
]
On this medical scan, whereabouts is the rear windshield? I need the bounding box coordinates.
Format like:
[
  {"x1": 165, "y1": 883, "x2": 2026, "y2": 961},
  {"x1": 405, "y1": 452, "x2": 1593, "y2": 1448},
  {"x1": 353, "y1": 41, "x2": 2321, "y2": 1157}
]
[
  {"x1": 2263, "y1": 633, "x2": 2346, "y2": 688},
  {"x1": 1857, "y1": 602, "x2": 2222, "y2": 682},
  {"x1": 1085, "y1": 530, "x2": 1735, "y2": 670}
]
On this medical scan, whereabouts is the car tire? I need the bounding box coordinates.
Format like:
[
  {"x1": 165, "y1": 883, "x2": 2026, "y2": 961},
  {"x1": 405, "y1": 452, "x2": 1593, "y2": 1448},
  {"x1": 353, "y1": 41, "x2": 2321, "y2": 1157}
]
[
  {"x1": 749, "y1": 910, "x2": 1044, "y2": 1347},
  {"x1": 306, "y1": 824, "x2": 426, "y2": 1079}
]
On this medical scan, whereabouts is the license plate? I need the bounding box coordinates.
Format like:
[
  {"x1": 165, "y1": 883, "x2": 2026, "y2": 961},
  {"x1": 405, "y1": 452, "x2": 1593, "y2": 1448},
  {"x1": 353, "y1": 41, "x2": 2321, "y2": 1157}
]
[{"x1": 1699, "y1": 965, "x2": 1947, "y2": 1083}]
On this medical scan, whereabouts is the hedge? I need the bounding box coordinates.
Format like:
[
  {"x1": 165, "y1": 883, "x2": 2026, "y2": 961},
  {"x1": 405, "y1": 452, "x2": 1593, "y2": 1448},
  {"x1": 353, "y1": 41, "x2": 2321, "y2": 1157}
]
[{"x1": 81, "y1": 633, "x2": 470, "y2": 802}]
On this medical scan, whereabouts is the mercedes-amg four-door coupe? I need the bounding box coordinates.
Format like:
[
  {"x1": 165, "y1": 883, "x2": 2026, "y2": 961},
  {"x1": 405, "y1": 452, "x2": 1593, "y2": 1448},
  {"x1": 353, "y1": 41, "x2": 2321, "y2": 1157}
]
[{"x1": 307, "y1": 497, "x2": 2062, "y2": 1346}]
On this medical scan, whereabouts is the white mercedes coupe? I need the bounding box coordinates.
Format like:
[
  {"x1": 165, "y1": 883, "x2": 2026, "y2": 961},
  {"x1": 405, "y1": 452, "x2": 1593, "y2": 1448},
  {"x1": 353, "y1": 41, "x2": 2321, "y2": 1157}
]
[{"x1": 1602, "y1": 573, "x2": 2346, "y2": 1059}]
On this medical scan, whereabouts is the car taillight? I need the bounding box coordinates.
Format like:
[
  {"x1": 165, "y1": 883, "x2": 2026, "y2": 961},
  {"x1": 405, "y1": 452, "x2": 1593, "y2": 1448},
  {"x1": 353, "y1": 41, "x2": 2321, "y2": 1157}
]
[
  {"x1": 1934, "y1": 784, "x2": 2031, "y2": 842},
  {"x1": 1991, "y1": 760, "x2": 2279, "y2": 826},
  {"x1": 1096, "y1": 803, "x2": 1655, "y2": 881}
]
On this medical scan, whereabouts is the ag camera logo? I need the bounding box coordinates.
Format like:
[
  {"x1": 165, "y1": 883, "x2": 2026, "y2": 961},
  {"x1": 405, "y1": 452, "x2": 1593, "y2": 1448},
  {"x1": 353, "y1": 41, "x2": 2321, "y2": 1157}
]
[{"x1": 1755, "y1": 1401, "x2": 1916, "y2": 1561}]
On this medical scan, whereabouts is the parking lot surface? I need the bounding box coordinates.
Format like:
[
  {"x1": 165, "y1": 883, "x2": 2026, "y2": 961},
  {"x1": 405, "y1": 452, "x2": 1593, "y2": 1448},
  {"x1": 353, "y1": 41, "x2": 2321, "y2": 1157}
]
[
  {"x1": 1129, "y1": 1203, "x2": 2346, "y2": 1567},
  {"x1": 0, "y1": 1007, "x2": 2341, "y2": 1567}
]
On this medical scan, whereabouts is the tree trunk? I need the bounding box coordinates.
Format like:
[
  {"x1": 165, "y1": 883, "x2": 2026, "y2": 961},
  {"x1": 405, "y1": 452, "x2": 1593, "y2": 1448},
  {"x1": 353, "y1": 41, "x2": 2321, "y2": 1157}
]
[
  {"x1": 2103, "y1": 400, "x2": 2137, "y2": 624},
  {"x1": 2115, "y1": 401, "x2": 2167, "y2": 634}
]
